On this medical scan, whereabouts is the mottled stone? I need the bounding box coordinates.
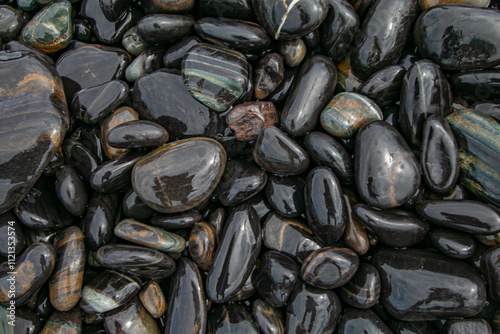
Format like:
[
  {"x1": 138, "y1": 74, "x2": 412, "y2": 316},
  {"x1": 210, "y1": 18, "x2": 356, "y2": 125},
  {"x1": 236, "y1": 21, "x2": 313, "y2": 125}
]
[{"x1": 226, "y1": 101, "x2": 279, "y2": 141}]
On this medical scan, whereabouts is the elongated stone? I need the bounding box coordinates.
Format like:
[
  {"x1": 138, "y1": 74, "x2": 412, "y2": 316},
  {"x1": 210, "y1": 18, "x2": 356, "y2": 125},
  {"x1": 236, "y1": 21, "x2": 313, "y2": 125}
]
[
  {"x1": 0, "y1": 212, "x2": 25, "y2": 257},
  {"x1": 85, "y1": 192, "x2": 119, "y2": 250},
  {"x1": 20, "y1": 1, "x2": 73, "y2": 53},
  {"x1": 55, "y1": 166, "x2": 88, "y2": 217},
  {"x1": 208, "y1": 303, "x2": 260, "y2": 333},
  {"x1": 90, "y1": 151, "x2": 143, "y2": 193},
  {"x1": 101, "y1": 106, "x2": 139, "y2": 160},
  {"x1": 122, "y1": 26, "x2": 151, "y2": 56},
  {"x1": 139, "y1": 281, "x2": 166, "y2": 319},
  {"x1": 451, "y1": 70, "x2": 500, "y2": 101},
  {"x1": 114, "y1": 219, "x2": 186, "y2": 253},
  {"x1": 125, "y1": 47, "x2": 165, "y2": 82},
  {"x1": 430, "y1": 228, "x2": 476, "y2": 259},
  {"x1": 151, "y1": 210, "x2": 202, "y2": 230},
  {"x1": 421, "y1": 0, "x2": 490, "y2": 9},
  {"x1": 136, "y1": 14, "x2": 194, "y2": 44},
  {"x1": 441, "y1": 319, "x2": 493, "y2": 334},
  {"x1": 358, "y1": 65, "x2": 406, "y2": 109},
  {"x1": 481, "y1": 245, "x2": 500, "y2": 302}
]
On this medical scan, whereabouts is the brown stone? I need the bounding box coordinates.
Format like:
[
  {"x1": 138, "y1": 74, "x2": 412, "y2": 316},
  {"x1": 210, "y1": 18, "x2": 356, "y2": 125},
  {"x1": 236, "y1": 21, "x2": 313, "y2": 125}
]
[{"x1": 226, "y1": 101, "x2": 279, "y2": 141}]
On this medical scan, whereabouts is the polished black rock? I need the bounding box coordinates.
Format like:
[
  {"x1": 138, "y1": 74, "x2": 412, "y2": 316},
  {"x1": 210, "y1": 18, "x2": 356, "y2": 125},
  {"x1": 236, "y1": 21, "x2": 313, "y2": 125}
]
[
  {"x1": 358, "y1": 65, "x2": 406, "y2": 108},
  {"x1": 266, "y1": 67, "x2": 296, "y2": 103},
  {"x1": 10, "y1": 307, "x2": 42, "y2": 334},
  {"x1": 281, "y1": 55, "x2": 337, "y2": 137},
  {"x1": 0, "y1": 211, "x2": 25, "y2": 257},
  {"x1": 399, "y1": 60, "x2": 452, "y2": 147},
  {"x1": 55, "y1": 165, "x2": 88, "y2": 217},
  {"x1": 253, "y1": 126, "x2": 309, "y2": 175},
  {"x1": 195, "y1": 0, "x2": 255, "y2": 20},
  {"x1": 165, "y1": 257, "x2": 206, "y2": 334},
  {"x1": 421, "y1": 115, "x2": 459, "y2": 193},
  {"x1": 126, "y1": 47, "x2": 166, "y2": 82},
  {"x1": 208, "y1": 303, "x2": 260, "y2": 334},
  {"x1": 90, "y1": 151, "x2": 143, "y2": 193},
  {"x1": 414, "y1": 5, "x2": 500, "y2": 70},
  {"x1": 151, "y1": 210, "x2": 202, "y2": 230},
  {"x1": 136, "y1": 14, "x2": 194, "y2": 44},
  {"x1": 451, "y1": 70, "x2": 500, "y2": 101},
  {"x1": 255, "y1": 251, "x2": 299, "y2": 308},
  {"x1": 100, "y1": 0, "x2": 132, "y2": 20},
  {"x1": 122, "y1": 187, "x2": 155, "y2": 220},
  {"x1": 0, "y1": 5, "x2": 24, "y2": 41},
  {"x1": 337, "y1": 307, "x2": 392, "y2": 334},
  {"x1": 353, "y1": 203, "x2": 429, "y2": 248},
  {"x1": 254, "y1": 52, "x2": 284, "y2": 100},
  {"x1": 63, "y1": 139, "x2": 100, "y2": 181},
  {"x1": 163, "y1": 36, "x2": 202, "y2": 69},
  {"x1": 355, "y1": 120, "x2": 421, "y2": 209},
  {"x1": 103, "y1": 297, "x2": 160, "y2": 333},
  {"x1": 430, "y1": 228, "x2": 476, "y2": 260},
  {"x1": 107, "y1": 120, "x2": 169, "y2": 148},
  {"x1": 350, "y1": 0, "x2": 419, "y2": 79},
  {"x1": 218, "y1": 159, "x2": 267, "y2": 206},
  {"x1": 339, "y1": 263, "x2": 380, "y2": 309},
  {"x1": 416, "y1": 200, "x2": 500, "y2": 235},
  {"x1": 286, "y1": 281, "x2": 342, "y2": 334},
  {"x1": 441, "y1": 319, "x2": 493, "y2": 334},
  {"x1": 265, "y1": 175, "x2": 305, "y2": 218},
  {"x1": 481, "y1": 245, "x2": 500, "y2": 302},
  {"x1": 391, "y1": 321, "x2": 437, "y2": 334},
  {"x1": 252, "y1": 299, "x2": 284, "y2": 334},
  {"x1": 85, "y1": 192, "x2": 120, "y2": 250},
  {"x1": 373, "y1": 248, "x2": 486, "y2": 320},
  {"x1": 189, "y1": 222, "x2": 216, "y2": 270}
]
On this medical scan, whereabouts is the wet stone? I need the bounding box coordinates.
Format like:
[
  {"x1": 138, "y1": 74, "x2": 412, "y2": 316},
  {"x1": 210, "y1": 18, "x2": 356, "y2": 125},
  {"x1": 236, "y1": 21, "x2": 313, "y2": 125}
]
[
  {"x1": 104, "y1": 297, "x2": 160, "y2": 334},
  {"x1": 358, "y1": 65, "x2": 406, "y2": 109},
  {"x1": 125, "y1": 47, "x2": 165, "y2": 82},
  {"x1": 151, "y1": 210, "x2": 202, "y2": 230},
  {"x1": 254, "y1": 52, "x2": 284, "y2": 100},
  {"x1": 342, "y1": 192, "x2": 370, "y2": 256},
  {"x1": 163, "y1": 36, "x2": 201, "y2": 68},
  {"x1": 430, "y1": 228, "x2": 476, "y2": 259},
  {"x1": 0, "y1": 5, "x2": 23, "y2": 41},
  {"x1": 0, "y1": 212, "x2": 25, "y2": 256},
  {"x1": 226, "y1": 101, "x2": 279, "y2": 141},
  {"x1": 265, "y1": 175, "x2": 305, "y2": 218},
  {"x1": 195, "y1": 0, "x2": 255, "y2": 20},
  {"x1": 85, "y1": 192, "x2": 120, "y2": 250},
  {"x1": 136, "y1": 14, "x2": 194, "y2": 44},
  {"x1": 100, "y1": 0, "x2": 132, "y2": 21},
  {"x1": 139, "y1": 281, "x2": 166, "y2": 319},
  {"x1": 122, "y1": 187, "x2": 155, "y2": 220},
  {"x1": 63, "y1": 139, "x2": 100, "y2": 181},
  {"x1": 252, "y1": 299, "x2": 284, "y2": 334},
  {"x1": 339, "y1": 263, "x2": 380, "y2": 309},
  {"x1": 208, "y1": 303, "x2": 260, "y2": 334},
  {"x1": 73, "y1": 18, "x2": 93, "y2": 43},
  {"x1": 107, "y1": 120, "x2": 169, "y2": 148},
  {"x1": 55, "y1": 165, "x2": 88, "y2": 217},
  {"x1": 142, "y1": 0, "x2": 194, "y2": 13},
  {"x1": 122, "y1": 26, "x2": 151, "y2": 57},
  {"x1": 481, "y1": 245, "x2": 500, "y2": 301},
  {"x1": 90, "y1": 151, "x2": 143, "y2": 193},
  {"x1": 267, "y1": 67, "x2": 297, "y2": 103},
  {"x1": 337, "y1": 307, "x2": 392, "y2": 334},
  {"x1": 218, "y1": 159, "x2": 267, "y2": 206},
  {"x1": 189, "y1": 222, "x2": 217, "y2": 270},
  {"x1": 441, "y1": 319, "x2": 493, "y2": 334},
  {"x1": 451, "y1": 70, "x2": 500, "y2": 101},
  {"x1": 1, "y1": 306, "x2": 42, "y2": 334},
  {"x1": 40, "y1": 309, "x2": 82, "y2": 334},
  {"x1": 101, "y1": 106, "x2": 140, "y2": 159}
]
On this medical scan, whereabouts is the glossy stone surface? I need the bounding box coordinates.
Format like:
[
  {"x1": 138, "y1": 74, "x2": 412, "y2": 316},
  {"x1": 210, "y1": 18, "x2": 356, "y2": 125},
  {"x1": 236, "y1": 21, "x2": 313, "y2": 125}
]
[
  {"x1": 226, "y1": 101, "x2": 278, "y2": 141},
  {"x1": 481, "y1": 245, "x2": 500, "y2": 301},
  {"x1": 0, "y1": 242, "x2": 56, "y2": 306},
  {"x1": 286, "y1": 282, "x2": 342, "y2": 334},
  {"x1": 253, "y1": 126, "x2": 309, "y2": 175},
  {"x1": 451, "y1": 70, "x2": 500, "y2": 101},
  {"x1": 208, "y1": 303, "x2": 260, "y2": 333},
  {"x1": 342, "y1": 192, "x2": 370, "y2": 255},
  {"x1": 0, "y1": 51, "x2": 69, "y2": 214},
  {"x1": 373, "y1": 248, "x2": 486, "y2": 320},
  {"x1": 0, "y1": 5, "x2": 23, "y2": 41},
  {"x1": 351, "y1": 0, "x2": 419, "y2": 79},
  {"x1": 189, "y1": 222, "x2": 217, "y2": 270},
  {"x1": 151, "y1": 210, "x2": 202, "y2": 230},
  {"x1": 421, "y1": 0, "x2": 490, "y2": 9},
  {"x1": 136, "y1": 14, "x2": 194, "y2": 44},
  {"x1": 101, "y1": 106, "x2": 139, "y2": 159},
  {"x1": 20, "y1": 1, "x2": 72, "y2": 53},
  {"x1": 182, "y1": 43, "x2": 248, "y2": 111},
  {"x1": 278, "y1": 38, "x2": 306, "y2": 67},
  {"x1": 0, "y1": 212, "x2": 25, "y2": 257},
  {"x1": 358, "y1": 65, "x2": 406, "y2": 108},
  {"x1": 252, "y1": 299, "x2": 284, "y2": 334},
  {"x1": 1, "y1": 306, "x2": 42, "y2": 334},
  {"x1": 353, "y1": 203, "x2": 429, "y2": 247},
  {"x1": 104, "y1": 297, "x2": 160, "y2": 334},
  {"x1": 339, "y1": 263, "x2": 380, "y2": 309},
  {"x1": 253, "y1": 52, "x2": 283, "y2": 100},
  {"x1": 115, "y1": 219, "x2": 185, "y2": 252},
  {"x1": 40, "y1": 309, "x2": 81, "y2": 334},
  {"x1": 265, "y1": 175, "x2": 304, "y2": 218},
  {"x1": 63, "y1": 139, "x2": 100, "y2": 181},
  {"x1": 56, "y1": 44, "x2": 130, "y2": 98},
  {"x1": 165, "y1": 257, "x2": 206, "y2": 334},
  {"x1": 100, "y1": 0, "x2": 132, "y2": 20},
  {"x1": 71, "y1": 80, "x2": 128, "y2": 124},
  {"x1": 337, "y1": 307, "x2": 392, "y2": 334},
  {"x1": 122, "y1": 26, "x2": 151, "y2": 56},
  {"x1": 206, "y1": 204, "x2": 261, "y2": 303},
  {"x1": 125, "y1": 47, "x2": 165, "y2": 82},
  {"x1": 255, "y1": 251, "x2": 298, "y2": 308},
  {"x1": 139, "y1": 281, "x2": 166, "y2": 319},
  {"x1": 446, "y1": 109, "x2": 500, "y2": 206},
  {"x1": 90, "y1": 151, "x2": 142, "y2": 193},
  {"x1": 416, "y1": 200, "x2": 500, "y2": 235},
  {"x1": 321, "y1": 92, "x2": 383, "y2": 138},
  {"x1": 107, "y1": 120, "x2": 168, "y2": 149},
  {"x1": 414, "y1": 5, "x2": 500, "y2": 70},
  {"x1": 134, "y1": 68, "x2": 225, "y2": 139},
  {"x1": 218, "y1": 159, "x2": 267, "y2": 206},
  {"x1": 430, "y1": 228, "x2": 476, "y2": 259},
  {"x1": 55, "y1": 166, "x2": 87, "y2": 217},
  {"x1": 441, "y1": 319, "x2": 493, "y2": 334},
  {"x1": 85, "y1": 192, "x2": 119, "y2": 250},
  {"x1": 122, "y1": 188, "x2": 155, "y2": 220},
  {"x1": 253, "y1": 0, "x2": 329, "y2": 40},
  {"x1": 133, "y1": 138, "x2": 226, "y2": 213},
  {"x1": 281, "y1": 55, "x2": 337, "y2": 137}
]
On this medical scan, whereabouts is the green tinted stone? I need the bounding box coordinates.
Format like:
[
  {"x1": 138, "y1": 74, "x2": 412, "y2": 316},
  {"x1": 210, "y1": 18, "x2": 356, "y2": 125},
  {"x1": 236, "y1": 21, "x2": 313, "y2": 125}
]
[
  {"x1": 17, "y1": 0, "x2": 38, "y2": 11},
  {"x1": 20, "y1": 0, "x2": 73, "y2": 53},
  {"x1": 122, "y1": 26, "x2": 151, "y2": 57}
]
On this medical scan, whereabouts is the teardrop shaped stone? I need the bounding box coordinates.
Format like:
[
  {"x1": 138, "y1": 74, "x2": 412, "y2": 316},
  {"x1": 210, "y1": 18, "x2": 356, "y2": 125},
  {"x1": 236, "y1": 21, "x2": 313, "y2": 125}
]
[
  {"x1": 358, "y1": 65, "x2": 406, "y2": 109},
  {"x1": 139, "y1": 281, "x2": 166, "y2": 319},
  {"x1": 355, "y1": 120, "x2": 421, "y2": 209},
  {"x1": 132, "y1": 138, "x2": 227, "y2": 213},
  {"x1": 55, "y1": 166, "x2": 88, "y2": 217},
  {"x1": 20, "y1": 1, "x2": 73, "y2": 53}
]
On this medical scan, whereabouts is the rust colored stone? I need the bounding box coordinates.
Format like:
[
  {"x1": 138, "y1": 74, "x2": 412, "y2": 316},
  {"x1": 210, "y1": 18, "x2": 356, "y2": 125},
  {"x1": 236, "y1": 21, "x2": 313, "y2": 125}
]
[{"x1": 226, "y1": 101, "x2": 279, "y2": 141}]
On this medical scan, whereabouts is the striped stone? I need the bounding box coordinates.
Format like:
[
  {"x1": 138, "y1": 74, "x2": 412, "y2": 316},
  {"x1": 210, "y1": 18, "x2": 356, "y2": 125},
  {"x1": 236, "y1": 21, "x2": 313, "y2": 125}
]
[{"x1": 181, "y1": 43, "x2": 249, "y2": 112}]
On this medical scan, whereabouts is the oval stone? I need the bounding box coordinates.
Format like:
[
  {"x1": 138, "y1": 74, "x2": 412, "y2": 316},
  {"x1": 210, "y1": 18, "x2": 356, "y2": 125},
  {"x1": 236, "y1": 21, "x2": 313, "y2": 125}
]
[
  {"x1": 226, "y1": 101, "x2": 279, "y2": 141},
  {"x1": 218, "y1": 159, "x2": 267, "y2": 206},
  {"x1": 85, "y1": 192, "x2": 120, "y2": 250},
  {"x1": 339, "y1": 263, "x2": 380, "y2": 309},
  {"x1": 104, "y1": 297, "x2": 160, "y2": 334},
  {"x1": 107, "y1": 120, "x2": 169, "y2": 148},
  {"x1": 265, "y1": 175, "x2": 305, "y2": 218},
  {"x1": 358, "y1": 65, "x2": 406, "y2": 109},
  {"x1": 337, "y1": 307, "x2": 392, "y2": 334},
  {"x1": 55, "y1": 165, "x2": 88, "y2": 217},
  {"x1": 139, "y1": 281, "x2": 166, "y2": 319},
  {"x1": 451, "y1": 70, "x2": 500, "y2": 101},
  {"x1": 40, "y1": 309, "x2": 81, "y2": 334},
  {"x1": 136, "y1": 14, "x2": 194, "y2": 44},
  {"x1": 480, "y1": 245, "x2": 500, "y2": 302},
  {"x1": 430, "y1": 228, "x2": 476, "y2": 259},
  {"x1": 189, "y1": 222, "x2": 217, "y2": 270},
  {"x1": 0, "y1": 5, "x2": 23, "y2": 41},
  {"x1": 355, "y1": 120, "x2": 421, "y2": 209},
  {"x1": 132, "y1": 138, "x2": 227, "y2": 213}
]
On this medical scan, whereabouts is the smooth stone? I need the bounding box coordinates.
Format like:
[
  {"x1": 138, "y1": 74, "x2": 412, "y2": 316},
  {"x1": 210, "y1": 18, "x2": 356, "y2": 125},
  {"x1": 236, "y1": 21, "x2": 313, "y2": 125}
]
[
  {"x1": 320, "y1": 92, "x2": 382, "y2": 138},
  {"x1": 195, "y1": 0, "x2": 254, "y2": 20},
  {"x1": 0, "y1": 51, "x2": 69, "y2": 214},
  {"x1": 81, "y1": 0, "x2": 140, "y2": 45},
  {"x1": 353, "y1": 203, "x2": 430, "y2": 247},
  {"x1": 85, "y1": 192, "x2": 119, "y2": 250},
  {"x1": 71, "y1": 80, "x2": 129, "y2": 124},
  {"x1": 430, "y1": 228, "x2": 476, "y2": 259},
  {"x1": 151, "y1": 210, "x2": 202, "y2": 229},
  {"x1": 301, "y1": 247, "x2": 359, "y2": 289},
  {"x1": 77, "y1": 126, "x2": 106, "y2": 164},
  {"x1": 278, "y1": 38, "x2": 306, "y2": 67},
  {"x1": 40, "y1": 309, "x2": 82, "y2": 334},
  {"x1": 281, "y1": 55, "x2": 337, "y2": 137},
  {"x1": 0, "y1": 242, "x2": 56, "y2": 306},
  {"x1": 218, "y1": 159, "x2": 267, "y2": 206},
  {"x1": 337, "y1": 307, "x2": 392, "y2": 334},
  {"x1": 107, "y1": 120, "x2": 168, "y2": 149},
  {"x1": 391, "y1": 321, "x2": 437, "y2": 334},
  {"x1": 208, "y1": 303, "x2": 260, "y2": 334},
  {"x1": 189, "y1": 222, "x2": 217, "y2": 270},
  {"x1": 133, "y1": 138, "x2": 226, "y2": 213},
  {"x1": 355, "y1": 120, "x2": 421, "y2": 209},
  {"x1": 253, "y1": 0, "x2": 328, "y2": 40},
  {"x1": 125, "y1": 47, "x2": 165, "y2": 82},
  {"x1": 265, "y1": 175, "x2": 305, "y2": 218},
  {"x1": 74, "y1": 18, "x2": 93, "y2": 42},
  {"x1": 195, "y1": 17, "x2": 271, "y2": 51},
  {"x1": 481, "y1": 245, "x2": 500, "y2": 301},
  {"x1": 165, "y1": 258, "x2": 206, "y2": 334},
  {"x1": 142, "y1": 0, "x2": 194, "y2": 13},
  {"x1": 209, "y1": 207, "x2": 226, "y2": 239},
  {"x1": 229, "y1": 265, "x2": 257, "y2": 302},
  {"x1": 414, "y1": 5, "x2": 500, "y2": 70},
  {"x1": 35, "y1": 289, "x2": 53, "y2": 319},
  {"x1": 253, "y1": 53, "x2": 283, "y2": 100},
  {"x1": 303, "y1": 30, "x2": 319, "y2": 48},
  {"x1": 421, "y1": 115, "x2": 459, "y2": 193},
  {"x1": 451, "y1": 70, "x2": 500, "y2": 101},
  {"x1": 342, "y1": 192, "x2": 370, "y2": 255},
  {"x1": 0, "y1": 212, "x2": 25, "y2": 256},
  {"x1": 49, "y1": 227, "x2": 85, "y2": 311},
  {"x1": 133, "y1": 69, "x2": 225, "y2": 140},
  {"x1": 55, "y1": 166, "x2": 87, "y2": 216},
  {"x1": 441, "y1": 319, "x2": 493, "y2": 334},
  {"x1": 351, "y1": 0, "x2": 418, "y2": 79},
  {"x1": 136, "y1": 14, "x2": 194, "y2": 44},
  {"x1": 373, "y1": 248, "x2": 487, "y2": 320},
  {"x1": 286, "y1": 281, "x2": 342, "y2": 334},
  {"x1": 252, "y1": 299, "x2": 284, "y2": 334},
  {"x1": 114, "y1": 219, "x2": 186, "y2": 253},
  {"x1": 56, "y1": 44, "x2": 130, "y2": 99},
  {"x1": 182, "y1": 43, "x2": 249, "y2": 111},
  {"x1": 358, "y1": 65, "x2": 406, "y2": 108},
  {"x1": 63, "y1": 139, "x2": 100, "y2": 181},
  {"x1": 122, "y1": 187, "x2": 155, "y2": 220},
  {"x1": 20, "y1": 1, "x2": 72, "y2": 53},
  {"x1": 122, "y1": 26, "x2": 151, "y2": 57},
  {"x1": 206, "y1": 204, "x2": 261, "y2": 303},
  {"x1": 139, "y1": 281, "x2": 166, "y2": 319},
  {"x1": 14, "y1": 188, "x2": 73, "y2": 229},
  {"x1": 267, "y1": 67, "x2": 297, "y2": 103},
  {"x1": 253, "y1": 126, "x2": 310, "y2": 175},
  {"x1": 416, "y1": 200, "x2": 500, "y2": 234},
  {"x1": 100, "y1": 0, "x2": 132, "y2": 21},
  {"x1": 336, "y1": 55, "x2": 363, "y2": 92},
  {"x1": 163, "y1": 36, "x2": 201, "y2": 68},
  {"x1": 17, "y1": 0, "x2": 38, "y2": 11},
  {"x1": 421, "y1": 0, "x2": 490, "y2": 9},
  {"x1": 96, "y1": 244, "x2": 176, "y2": 279},
  {"x1": 399, "y1": 60, "x2": 452, "y2": 147},
  {"x1": 0, "y1": 5, "x2": 23, "y2": 40},
  {"x1": 90, "y1": 151, "x2": 143, "y2": 193},
  {"x1": 101, "y1": 106, "x2": 139, "y2": 159},
  {"x1": 104, "y1": 297, "x2": 160, "y2": 334},
  {"x1": 262, "y1": 213, "x2": 321, "y2": 263},
  {"x1": 446, "y1": 109, "x2": 500, "y2": 206},
  {"x1": 339, "y1": 263, "x2": 380, "y2": 309},
  {"x1": 226, "y1": 101, "x2": 279, "y2": 141},
  {"x1": 255, "y1": 251, "x2": 299, "y2": 308},
  {"x1": 4, "y1": 40, "x2": 54, "y2": 65},
  {"x1": 1, "y1": 306, "x2": 42, "y2": 334}
]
